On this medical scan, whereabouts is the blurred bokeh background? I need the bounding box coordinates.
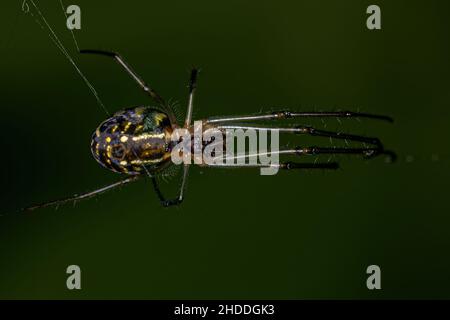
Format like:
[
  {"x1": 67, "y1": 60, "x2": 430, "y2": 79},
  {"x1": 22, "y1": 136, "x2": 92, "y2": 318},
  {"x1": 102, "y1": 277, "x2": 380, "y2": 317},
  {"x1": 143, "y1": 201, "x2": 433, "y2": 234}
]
[{"x1": 0, "y1": 0, "x2": 449, "y2": 299}]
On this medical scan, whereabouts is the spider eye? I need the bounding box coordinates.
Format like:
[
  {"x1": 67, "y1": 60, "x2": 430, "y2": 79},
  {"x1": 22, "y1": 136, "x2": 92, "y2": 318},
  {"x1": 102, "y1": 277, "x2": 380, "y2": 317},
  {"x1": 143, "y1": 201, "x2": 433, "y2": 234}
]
[{"x1": 111, "y1": 144, "x2": 126, "y2": 159}]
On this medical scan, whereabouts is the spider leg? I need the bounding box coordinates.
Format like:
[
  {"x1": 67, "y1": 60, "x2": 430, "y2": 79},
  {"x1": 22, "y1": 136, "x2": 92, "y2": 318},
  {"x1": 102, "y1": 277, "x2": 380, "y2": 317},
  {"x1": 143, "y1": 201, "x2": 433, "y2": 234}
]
[
  {"x1": 151, "y1": 69, "x2": 198, "y2": 207},
  {"x1": 185, "y1": 67, "x2": 198, "y2": 127},
  {"x1": 151, "y1": 165, "x2": 189, "y2": 207},
  {"x1": 205, "y1": 110, "x2": 393, "y2": 124},
  {"x1": 211, "y1": 145, "x2": 392, "y2": 164},
  {"x1": 215, "y1": 125, "x2": 384, "y2": 147},
  {"x1": 23, "y1": 176, "x2": 141, "y2": 212},
  {"x1": 293, "y1": 146, "x2": 393, "y2": 159},
  {"x1": 211, "y1": 125, "x2": 395, "y2": 161},
  {"x1": 201, "y1": 161, "x2": 339, "y2": 170},
  {"x1": 79, "y1": 49, "x2": 167, "y2": 107}
]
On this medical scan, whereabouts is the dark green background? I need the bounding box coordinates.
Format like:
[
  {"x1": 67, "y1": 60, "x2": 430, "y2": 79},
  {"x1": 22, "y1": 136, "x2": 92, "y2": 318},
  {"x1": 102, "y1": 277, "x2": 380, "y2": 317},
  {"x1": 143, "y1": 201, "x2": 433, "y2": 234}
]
[{"x1": 1, "y1": 0, "x2": 449, "y2": 299}]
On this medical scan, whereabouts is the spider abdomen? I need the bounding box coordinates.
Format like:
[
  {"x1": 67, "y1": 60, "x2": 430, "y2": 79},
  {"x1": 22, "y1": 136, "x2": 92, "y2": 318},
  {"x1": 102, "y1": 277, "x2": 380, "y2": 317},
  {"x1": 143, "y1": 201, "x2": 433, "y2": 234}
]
[{"x1": 90, "y1": 106, "x2": 174, "y2": 175}]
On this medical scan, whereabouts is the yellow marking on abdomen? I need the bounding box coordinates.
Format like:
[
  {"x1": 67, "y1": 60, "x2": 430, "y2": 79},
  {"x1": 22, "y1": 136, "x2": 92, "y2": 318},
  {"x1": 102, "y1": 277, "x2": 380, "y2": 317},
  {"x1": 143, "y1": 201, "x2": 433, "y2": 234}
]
[{"x1": 132, "y1": 132, "x2": 165, "y2": 141}]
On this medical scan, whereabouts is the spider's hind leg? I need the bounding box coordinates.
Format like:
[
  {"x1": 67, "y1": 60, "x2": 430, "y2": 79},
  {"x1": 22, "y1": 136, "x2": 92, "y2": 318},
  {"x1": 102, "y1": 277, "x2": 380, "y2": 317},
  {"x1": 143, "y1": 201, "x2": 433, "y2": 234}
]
[{"x1": 22, "y1": 176, "x2": 141, "y2": 212}]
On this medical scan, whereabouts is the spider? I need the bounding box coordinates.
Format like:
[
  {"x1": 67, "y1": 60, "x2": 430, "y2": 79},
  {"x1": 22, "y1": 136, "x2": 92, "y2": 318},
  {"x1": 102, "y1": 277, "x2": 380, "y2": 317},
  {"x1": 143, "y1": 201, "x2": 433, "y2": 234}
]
[{"x1": 24, "y1": 49, "x2": 395, "y2": 210}]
